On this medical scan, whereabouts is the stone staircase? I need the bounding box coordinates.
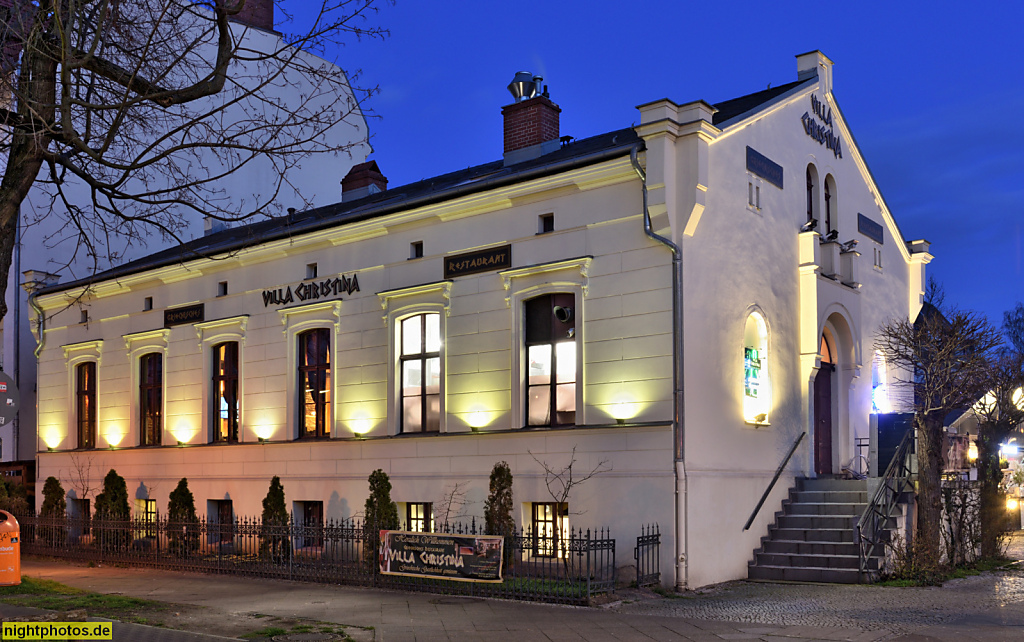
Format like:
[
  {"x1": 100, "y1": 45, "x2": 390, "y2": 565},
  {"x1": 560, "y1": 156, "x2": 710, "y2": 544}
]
[{"x1": 748, "y1": 478, "x2": 890, "y2": 583}]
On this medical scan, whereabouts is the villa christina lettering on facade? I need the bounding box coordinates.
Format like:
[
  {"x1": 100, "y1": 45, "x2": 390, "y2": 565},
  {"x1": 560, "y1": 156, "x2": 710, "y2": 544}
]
[
  {"x1": 801, "y1": 94, "x2": 842, "y2": 159},
  {"x1": 261, "y1": 273, "x2": 360, "y2": 307}
]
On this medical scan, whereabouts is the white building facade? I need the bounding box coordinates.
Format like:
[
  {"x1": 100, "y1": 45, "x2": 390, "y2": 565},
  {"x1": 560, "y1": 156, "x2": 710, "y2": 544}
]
[
  {"x1": 0, "y1": 0, "x2": 372, "y2": 463},
  {"x1": 32, "y1": 51, "x2": 930, "y2": 588}
]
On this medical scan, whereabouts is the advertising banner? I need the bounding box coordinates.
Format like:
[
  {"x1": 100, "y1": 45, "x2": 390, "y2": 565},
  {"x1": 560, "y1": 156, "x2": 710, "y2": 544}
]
[{"x1": 379, "y1": 530, "x2": 503, "y2": 582}]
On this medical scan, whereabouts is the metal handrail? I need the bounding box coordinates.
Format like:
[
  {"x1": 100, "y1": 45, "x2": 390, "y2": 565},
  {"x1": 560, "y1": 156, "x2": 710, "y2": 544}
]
[
  {"x1": 743, "y1": 432, "x2": 806, "y2": 531},
  {"x1": 856, "y1": 427, "x2": 914, "y2": 577}
]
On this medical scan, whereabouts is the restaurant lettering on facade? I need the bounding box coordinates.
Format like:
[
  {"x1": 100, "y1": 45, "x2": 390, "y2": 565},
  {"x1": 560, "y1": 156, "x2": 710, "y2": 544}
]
[
  {"x1": 262, "y1": 274, "x2": 360, "y2": 307},
  {"x1": 444, "y1": 245, "x2": 511, "y2": 279},
  {"x1": 801, "y1": 94, "x2": 842, "y2": 159}
]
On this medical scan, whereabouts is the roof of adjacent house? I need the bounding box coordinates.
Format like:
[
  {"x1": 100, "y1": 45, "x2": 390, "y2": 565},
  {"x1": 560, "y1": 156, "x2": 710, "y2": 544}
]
[{"x1": 38, "y1": 75, "x2": 820, "y2": 296}]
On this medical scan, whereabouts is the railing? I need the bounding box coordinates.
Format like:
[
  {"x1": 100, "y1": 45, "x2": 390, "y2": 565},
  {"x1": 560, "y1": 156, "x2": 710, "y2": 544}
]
[
  {"x1": 743, "y1": 432, "x2": 806, "y2": 531},
  {"x1": 634, "y1": 523, "x2": 660, "y2": 587},
  {"x1": 18, "y1": 514, "x2": 616, "y2": 605},
  {"x1": 856, "y1": 427, "x2": 915, "y2": 578}
]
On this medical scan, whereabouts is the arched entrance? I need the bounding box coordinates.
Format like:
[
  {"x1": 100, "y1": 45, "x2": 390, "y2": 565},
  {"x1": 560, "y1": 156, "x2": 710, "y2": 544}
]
[{"x1": 814, "y1": 331, "x2": 836, "y2": 475}]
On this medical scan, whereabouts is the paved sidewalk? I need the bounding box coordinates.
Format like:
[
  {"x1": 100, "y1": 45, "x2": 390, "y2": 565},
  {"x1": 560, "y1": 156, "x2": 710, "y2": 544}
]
[
  {"x1": 9, "y1": 556, "x2": 1024, "y2": 641},
  {"x1": 0, "y1": 602, "x2": 237, "y2": 642}
]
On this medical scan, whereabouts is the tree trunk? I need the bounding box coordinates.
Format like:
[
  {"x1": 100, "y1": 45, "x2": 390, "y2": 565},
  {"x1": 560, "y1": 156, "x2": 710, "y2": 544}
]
[
  {"x1": 915, "y1": 413, "x2": 945, "y2": 568},
  {"x1": 977, "y1": 434, "x2": 1006, "y2": 559}
]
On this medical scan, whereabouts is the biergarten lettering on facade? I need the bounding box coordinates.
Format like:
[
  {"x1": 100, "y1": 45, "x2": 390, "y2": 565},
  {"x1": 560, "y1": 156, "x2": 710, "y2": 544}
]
[
  {"x1": 444, "y1": 245, "x2": 512, "y2": 279},
  {"x1": 801, "y1": 94, "x2": 842, "y2": 159},
  {"x1": 164, "y1": 303, "x2": 205, "y2": 327},
  {"x1": 262, "y1": 274, "x2": 360, "y2": 308}
]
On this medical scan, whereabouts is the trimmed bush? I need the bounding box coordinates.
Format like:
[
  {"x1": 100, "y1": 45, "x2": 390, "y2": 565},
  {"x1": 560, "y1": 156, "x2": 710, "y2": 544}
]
[
  {"x1": 363, "y1": 469, "x2": 399, "y2": 568},
  {"x1": 260, "y1": 476, "x2": 290, "y2": 562},
  {"x1": 94, "y1": 469, "x2": 130, "y2": 551},
  {"x1": 167, "y1": 478, "x2": 199, "y2": 557}
]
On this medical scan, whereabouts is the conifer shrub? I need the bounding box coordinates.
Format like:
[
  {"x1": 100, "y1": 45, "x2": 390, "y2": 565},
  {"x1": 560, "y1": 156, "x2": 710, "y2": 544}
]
[
  {"x1": 167, "y1": 478, "x2": 200, "y2": 557},
  {"x1": 260, "y1": 476, "x2": 290, "y2": 562},
  {"x1": 484, "y1": 461, "x2": 515, "y2": 567},
  {"x1": 39, "y1": 476, "x2": 67, "y2": 546},
  {"x1": 94, "y1": 469, "x2": 131, "y2": 551},
  {"x1": 363, "y1": 469, "x2": 399, "y2": 569}
]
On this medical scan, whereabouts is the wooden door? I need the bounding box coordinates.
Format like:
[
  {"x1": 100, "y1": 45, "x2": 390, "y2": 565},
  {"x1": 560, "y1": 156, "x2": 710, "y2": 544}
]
[{"x1": 814, "y1": 367, "x2": 833, "y2": 475}]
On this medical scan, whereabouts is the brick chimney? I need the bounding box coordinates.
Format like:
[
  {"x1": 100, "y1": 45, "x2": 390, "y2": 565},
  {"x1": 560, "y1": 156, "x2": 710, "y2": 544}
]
[
  {"x1": 230, "y1": 0, "x2": 274, "y2": 32},
  {"x1": 502, "y1": 71, "x2": 561, "y2": 166},
  {"x1": 342, "y1": 160, "x2": 388, "y2": 202}
]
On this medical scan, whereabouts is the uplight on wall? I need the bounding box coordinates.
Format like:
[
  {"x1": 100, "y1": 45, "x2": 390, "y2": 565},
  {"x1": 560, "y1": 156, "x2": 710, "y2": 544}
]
[
  {"x1": 1008, "y1": 497, "x2": 1020, "y2": 511},
  {"x1": 105, "y1": 427, "x2": 126, "y2": 449},
  {"x1": 608, "y1": 400, "x2": 640, "y2": 425},
  {"x1": 466, "y1": 408, "x2": 496, "y2": 430},
  {"x1": 349, "y1": 414, "x2": 374, "y2": 437},
  {"x1": 171, "y1": 420, "x2": 197, "y2": 445},
  {"x1": 42, "y1": 429, "x2": 63, "y2": 451},
  {"x1": 252, "y1": 422, "x2": 276, "y2": 442}
]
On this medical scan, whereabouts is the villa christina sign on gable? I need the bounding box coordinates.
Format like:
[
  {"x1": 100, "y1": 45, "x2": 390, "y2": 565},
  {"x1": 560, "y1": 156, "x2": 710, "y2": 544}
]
[
  {"x1": 261, "y1": 273, "x2": 360, "y2": 307},
  {"x1": 801, "y1": 94, "x2": 842, "y2": 159}
]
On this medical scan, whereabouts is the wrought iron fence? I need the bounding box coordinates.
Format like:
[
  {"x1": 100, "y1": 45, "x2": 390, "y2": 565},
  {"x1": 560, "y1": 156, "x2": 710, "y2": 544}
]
[
  {"x1": 634, "y1": 523, "x2": 660, "y2": 587},
  {"x1": 18, "y1": 513, "x2": 616, "y2": 605}
]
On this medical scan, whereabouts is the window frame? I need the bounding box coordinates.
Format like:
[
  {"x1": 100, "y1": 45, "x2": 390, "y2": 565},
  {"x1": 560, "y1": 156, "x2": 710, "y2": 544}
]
[
  {"x1": 75, "y1": 361, "x2": 97, "y2": 450},
  {"x1": 407, "y1": 502, "x2": 433, "y2": 533},
  {"x1": 531, "y1": 502, "x2": 569, "y2": 558},
  {"x1": 398, "y1": 312, "x2": 442, "y2": 434},
  {"x1": 524, "y1": 292, "x2": 578, "y2": 428},
  {"x1": 297, "y1": 328, "x2": 332, "y2": 439},
  {"x1": 196, "y1": 316, "x2": 248, "y2": 444},
  {"x1": 63, "y1": 339, "x2": 103, "y2": 451},
  {"x1": 211, "y1": 341, "x2": 240, "y2": 443},
  {"x1": 138, "y1": 352, "x2": 163, "y2": 447},
  {"x1": 279, "y1": 301, "x2": 342, "y2": 441},
  {"x1": 124, "y1": 328, "x2": 169, "y2": 449},
  {"x1": 380, "y1": 282, "x2": 450, "y2": 436},
  {"x1": 503, "y1": 258, "x2": 590, "y2": 430}
]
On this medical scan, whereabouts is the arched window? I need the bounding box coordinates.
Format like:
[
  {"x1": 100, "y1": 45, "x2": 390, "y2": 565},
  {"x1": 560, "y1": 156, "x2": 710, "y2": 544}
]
[
  {"x1": 298, "y1": 328, "x2": 331, "y2": 438},
  {"x1": 824, "y1": 174, "x2": 837, "y2": 234},
  {"x1": 743, "y1": 312, "x2": 770, "y2": 423},
  {"x1": 805, "y1": 165, "x2": 819, "y2": 224}
]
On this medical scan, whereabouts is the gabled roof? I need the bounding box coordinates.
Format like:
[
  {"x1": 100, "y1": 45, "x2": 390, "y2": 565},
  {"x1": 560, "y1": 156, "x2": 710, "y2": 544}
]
[
  {"x1": 41, "y1": 127, "x2": 642, "y2": 295},
  {"x1": 712, "y1": 79, "x2": 810, "y2": 126}
]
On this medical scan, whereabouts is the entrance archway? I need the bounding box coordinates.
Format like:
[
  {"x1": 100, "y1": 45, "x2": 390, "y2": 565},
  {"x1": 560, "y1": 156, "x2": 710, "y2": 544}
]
[{"x1": 814, "y1": 331, "x2": 836, "y2": 475}]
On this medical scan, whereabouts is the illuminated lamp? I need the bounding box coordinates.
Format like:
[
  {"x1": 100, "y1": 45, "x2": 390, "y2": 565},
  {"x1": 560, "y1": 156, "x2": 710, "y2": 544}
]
[
  {"x1": 105, "y1": 428, "x2": 126, "y2": 450},
  {"x1": 350, "y1": 416, "x2": 373, "y2": 437},
  {"x1": 1008, "y1": 497, "x2": 1020, "y2": 511},
  {"x1": 252, "y1": 423, "x2": 276, "y2": 443},
  {"x1": 171, "y1": 420, "x2": 197, "y2": 446},
  {"x1": 872, "y1": 383, "x2": 891, "y2": 414},
  {"x1": 1001, "y1": 442, "x2": 1020, "y2": 458},
  {"x1": 42, "y1": 429, "x2": 63, "y2": 451},
  {"x1": 609, "y1": 400, "x2": 640, "y2": 426},
  {"x1": 967, "y1": 441, "x2": 978, "y2": 462},
  {"x1": 466, "y1": 409, "x2": 495, "y2": 431}
]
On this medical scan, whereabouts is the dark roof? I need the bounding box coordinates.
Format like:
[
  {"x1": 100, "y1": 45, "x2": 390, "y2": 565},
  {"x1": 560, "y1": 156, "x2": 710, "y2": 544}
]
[
  {"x1": 41, "y1": 127, "x2": 643, "y2": 295},
  {"x1": 712, "y1": 79, "x2": 810, "y2": 126}
]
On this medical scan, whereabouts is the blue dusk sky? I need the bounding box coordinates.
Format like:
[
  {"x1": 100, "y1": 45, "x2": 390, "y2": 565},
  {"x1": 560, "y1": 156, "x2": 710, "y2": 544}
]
[{"x1": 289, "y1": 0, "x2": 1023, "y2": 331}]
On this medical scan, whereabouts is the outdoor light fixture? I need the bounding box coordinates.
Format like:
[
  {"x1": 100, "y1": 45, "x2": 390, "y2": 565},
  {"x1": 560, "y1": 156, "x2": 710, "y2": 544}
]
[
  {"x1": 608, "y1": 400, "x2": 640, "y2": 425},
  {"x1": 350, "y1": 416, "x2": 373, "y2": 437},
  {"x1": 1008, "y1": 497, "x2": 1020, "y2": 512},
  {"x1": 177, "y1": 440, "x2": 186, "y2": 447},
  {"x1": 968, "y1": 441, "x2": 978, "y2": 462},
  {"x1": 466, "y1": 409, "x2": 495, "y2": 431},
  {"x1": 257, "y1": 437, "x2": 267, "y2": 444}
]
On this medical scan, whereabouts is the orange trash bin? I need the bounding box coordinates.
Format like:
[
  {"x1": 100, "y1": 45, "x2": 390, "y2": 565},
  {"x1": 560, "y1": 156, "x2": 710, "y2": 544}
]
[{"x1": 0, "y1": 510, "x2": 21, "y2": 586}]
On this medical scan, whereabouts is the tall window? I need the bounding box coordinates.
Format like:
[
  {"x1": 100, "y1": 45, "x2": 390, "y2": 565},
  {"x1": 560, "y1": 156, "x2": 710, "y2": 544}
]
[
  {"x1": 212, "y1": 342, "x2": 239, "y2": 443},
  {"x1": 407, "y1": 502, "x2": 432, "y2": 532},
  {"x1": 298, "y1": 329, "x2": 331, "y2": 438},
  {"x1": 806, "y1": 164, "x2": 819, "y2": 224},
  {"x1": 531, "y1": 502, "x2": 569, "y2": 558},
  {"x1": 743, "y1": 312, "x2": 770, "y2": 424},
  {"x1": 400, "y1": 313, "x2": 441, "y2": 433},
  {"x1": 525, "y1": 294, "x2": 576, "y2": 427},
  {"x1": 136, "y1": 499, "x2": 157, "y2": 538},
  {"x1": 139, "y1": 353, "x2": 162, "y2": 446},
  {"x1": 300, "y1": 501, "x2": 323, "y2": 548},
  {"x1": 824, "y1": 174, "x2": 837, "y2": 235},
  {"x1": 76, "y1": 362, "x2": 96, "y2": 449},
  {"x1": 212, "y1": 499, "x2": 234, "y2": 545}
]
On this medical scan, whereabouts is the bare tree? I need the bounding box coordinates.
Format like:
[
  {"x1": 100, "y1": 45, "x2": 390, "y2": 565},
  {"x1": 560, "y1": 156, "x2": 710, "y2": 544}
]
[
  {"x1": 528, "y1": 446, "x2": 610, "y2": 566},
  {"x1": 1004, "y1": 302, "x2": 1024, "y2": 355},
  {"x1": 973, "y1": 349, "x2": 1024, "y2": 558},
  {"x1": 875, "y1": 306, "x2": 1002, "y2": 568},
  {"x1": 0, "y1": 0, "x2": 386, "y2": 322},
  {"x1": 435, "y1": 481, "x2": 468, "y2": 528},
  {"x1": 65, "y1": 451, "x2": 96, "y2": 500}
]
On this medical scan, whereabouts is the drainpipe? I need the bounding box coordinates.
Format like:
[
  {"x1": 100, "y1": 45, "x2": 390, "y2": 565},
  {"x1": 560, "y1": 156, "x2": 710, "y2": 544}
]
[{"x1": 630, "y1": 146, "x2": 687, "y2": 590}]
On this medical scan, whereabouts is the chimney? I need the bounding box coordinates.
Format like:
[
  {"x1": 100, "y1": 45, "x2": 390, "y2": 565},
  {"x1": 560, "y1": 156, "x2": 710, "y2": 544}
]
[
  {"x1": 230, "y1": 0, "x2": 274, "y2": 32},
  {"x1": 204, "y1": 216, "x2": 227, "y2": 236},
  {"x1": 796, "y1": 50, "x2": 833, "y2": 94},
  {"x1": 502, "y1": 71, "x2": 561, "y2": 166},
  {"x1": 342, "y1": 160, "x2": 388, "y2": 202}
]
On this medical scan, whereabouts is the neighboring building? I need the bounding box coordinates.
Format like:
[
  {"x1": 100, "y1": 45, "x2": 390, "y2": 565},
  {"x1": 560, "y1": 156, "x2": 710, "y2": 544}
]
[
  {"x1": 0, "y1": 0, "x2": 372, "y2": 464},
  {"x1": 31, "y1": 51, "x2": 931, "y2": 588}
]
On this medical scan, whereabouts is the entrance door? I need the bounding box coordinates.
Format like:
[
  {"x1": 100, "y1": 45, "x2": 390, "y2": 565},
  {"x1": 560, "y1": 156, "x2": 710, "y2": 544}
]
[{"x1": 814, "y1": 366, "x2": 833, "y2": 474}]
